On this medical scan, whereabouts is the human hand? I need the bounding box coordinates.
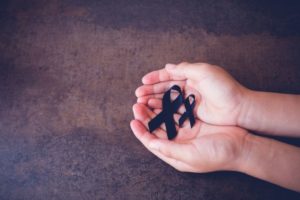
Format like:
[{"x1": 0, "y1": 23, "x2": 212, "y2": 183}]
[
  {"x1": 130, "y1": 103, "x2": 249, "y2": 172},
  {"x1": 135, "y1": 62, "x2": 248, "y2": 126},
  {"x1": 132, "y1": 62, "x2": 300, "y2": 191}
]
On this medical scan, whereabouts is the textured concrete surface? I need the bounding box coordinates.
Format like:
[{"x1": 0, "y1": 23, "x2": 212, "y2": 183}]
[{"x1": 0, "y1": 0, "x2": 300, "y2": 199}]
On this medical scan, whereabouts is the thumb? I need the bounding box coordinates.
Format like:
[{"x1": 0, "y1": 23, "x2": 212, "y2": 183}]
[
  {"x1": 148, "y1": 139, "x2": 194, "y2": 162},
  {"x1": 165, "y1": 62, "x2": 210, "y2": 82}
]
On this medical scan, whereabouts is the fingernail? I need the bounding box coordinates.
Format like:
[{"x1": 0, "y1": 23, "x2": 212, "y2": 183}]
[
  {"x1": 149, "y1": 142, "x2": 159, "y2": 150},
  {"x1": 165, "y1": 63, "x2": 176, "y2": 70}
]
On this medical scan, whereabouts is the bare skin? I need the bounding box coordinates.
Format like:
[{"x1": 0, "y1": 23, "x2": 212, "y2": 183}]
[{"x1": 131, "y1": 62, "x2": 300, "y2": 192}]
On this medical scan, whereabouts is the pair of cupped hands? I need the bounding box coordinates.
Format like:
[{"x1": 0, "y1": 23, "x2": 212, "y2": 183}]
[{"x1": 131, "y1": 62, "x2": 251, "y2": 173}]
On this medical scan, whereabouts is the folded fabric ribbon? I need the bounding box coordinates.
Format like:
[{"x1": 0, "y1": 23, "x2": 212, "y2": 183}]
[{"x1": 148, "y1": 85, "x2": 195, "y2": 140}]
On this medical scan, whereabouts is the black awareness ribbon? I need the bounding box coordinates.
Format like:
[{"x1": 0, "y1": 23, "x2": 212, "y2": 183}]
[
  {"x1": 148, "y1": 85, "x2": 196, "y2": 140},
  {"x1": 179, "y1": 94, "x2": 195, "y2": 128}
]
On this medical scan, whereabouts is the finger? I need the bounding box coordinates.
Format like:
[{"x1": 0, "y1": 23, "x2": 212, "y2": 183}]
[
  {"x1": 137, "y1": 93, "x2": 164, "y2": 104},
  {"x1": 142, "y1": 67, "x2": 187, "y2": 85},
  {"x1": 165, "y1": 62, "x2": 213, "y2": 82},
  {"x1": 148, "y1": 98, "x2": 162, "y2": 109},
  {"x1": 135, "y1": 81, "x2": 185, "y2": 97},
  {"x1": 133, "y1": 103, "x2": 168, "y2": 139},
  {"x1": 130, "y1": 120, "x2": 195, "y2": 172}
]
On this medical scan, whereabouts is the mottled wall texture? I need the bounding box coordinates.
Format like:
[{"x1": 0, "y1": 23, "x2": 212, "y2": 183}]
[{"x1": 0, "y1": 0, "x2": 300, "y2": 199}]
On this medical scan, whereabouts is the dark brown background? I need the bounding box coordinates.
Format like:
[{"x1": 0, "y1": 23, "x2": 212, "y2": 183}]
[{"x1": 0, "y1": 0, "x2": 300, "y2": 199}]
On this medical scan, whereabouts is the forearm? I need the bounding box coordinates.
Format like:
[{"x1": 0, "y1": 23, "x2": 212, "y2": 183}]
[
  {"x1": 239, "y1": 90, "x2": 300, "y2": 137},
  {"x1": 237, "y1": 133, "x2": 300, "y2": 192}
]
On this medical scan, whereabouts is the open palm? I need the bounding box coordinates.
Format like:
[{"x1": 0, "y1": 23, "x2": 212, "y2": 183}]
[{"x1": 130, "y1": 103, "x2": 249, "y2": 172}]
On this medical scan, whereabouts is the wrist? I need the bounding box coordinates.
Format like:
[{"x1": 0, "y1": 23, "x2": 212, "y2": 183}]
[
  {"x1": 233, "y1": 133, "x2": 255, "y2": 172},
  {"x1": 234, "y1": 132, "x2": 275, "y2": 176},
  {"x1": 237, "y1": 88, "x2": 257, "y2": 130},
  {"x1": 223, "y1": 130, "x2": 257, "y2": 172},
  {"x1": 235, "y1": 132, "x2": 300, "y2": 192},
  {"x1": 229, "y1": 132, "x2": 254, "y2": 172}
]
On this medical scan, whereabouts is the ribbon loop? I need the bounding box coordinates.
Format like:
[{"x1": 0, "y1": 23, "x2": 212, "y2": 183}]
[
  {"x1": 179, "y1": 94, "x2": 195, "y2": 127},
  {"x1": 148, "y1": 85, "x2": 196, "y2": 140}
]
